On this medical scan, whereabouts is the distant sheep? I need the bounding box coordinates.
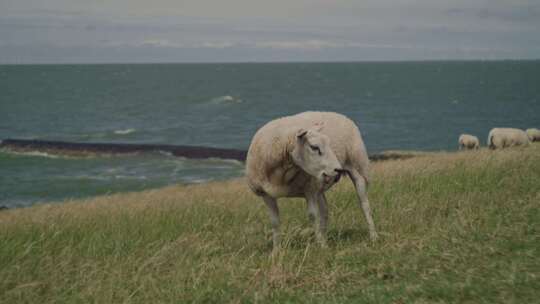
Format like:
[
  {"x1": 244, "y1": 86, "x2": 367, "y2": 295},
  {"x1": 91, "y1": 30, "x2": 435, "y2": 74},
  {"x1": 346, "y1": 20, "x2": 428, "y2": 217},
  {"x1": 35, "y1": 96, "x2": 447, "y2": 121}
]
[
  {"x1": 487, "y1": 128, "x2": 530, "y2": 149},
  {"x1": 246, "y1": 111, "x2": 377, "y2": 249},
  {"x1": 458, "y1": 134, "x2": 480, "y2": 150},
  {"x1": 526, "y1": 128, "x2": 540, "y2": 142}
]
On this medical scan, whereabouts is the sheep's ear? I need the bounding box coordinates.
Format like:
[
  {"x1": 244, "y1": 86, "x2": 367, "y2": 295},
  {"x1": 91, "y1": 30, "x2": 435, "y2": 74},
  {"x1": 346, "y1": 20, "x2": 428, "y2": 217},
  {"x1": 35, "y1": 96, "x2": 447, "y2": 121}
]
[{"x1": 296, "y1": 128, "x2": 308, "y2": 140}]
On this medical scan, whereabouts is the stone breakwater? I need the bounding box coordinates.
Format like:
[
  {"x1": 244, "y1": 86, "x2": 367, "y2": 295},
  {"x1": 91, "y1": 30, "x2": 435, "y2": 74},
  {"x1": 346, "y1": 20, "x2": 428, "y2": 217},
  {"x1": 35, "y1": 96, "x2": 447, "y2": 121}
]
[{"x1": 0, "y1": 139, "x2": 248, "y2": 161}]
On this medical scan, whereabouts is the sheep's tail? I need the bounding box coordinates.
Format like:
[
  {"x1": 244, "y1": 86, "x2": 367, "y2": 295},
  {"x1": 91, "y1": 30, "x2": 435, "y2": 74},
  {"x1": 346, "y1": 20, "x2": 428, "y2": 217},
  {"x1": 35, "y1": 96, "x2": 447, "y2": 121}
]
[{"x1": 487, "y1": 131, "x2": 494, "y2": 149}]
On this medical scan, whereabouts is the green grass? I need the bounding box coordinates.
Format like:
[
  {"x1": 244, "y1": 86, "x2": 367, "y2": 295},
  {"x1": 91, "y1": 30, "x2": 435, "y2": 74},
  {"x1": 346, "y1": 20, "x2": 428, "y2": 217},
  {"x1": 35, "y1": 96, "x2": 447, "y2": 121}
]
[{"x1": 1, "y1": 145, "x2": 539, "y2": 303}]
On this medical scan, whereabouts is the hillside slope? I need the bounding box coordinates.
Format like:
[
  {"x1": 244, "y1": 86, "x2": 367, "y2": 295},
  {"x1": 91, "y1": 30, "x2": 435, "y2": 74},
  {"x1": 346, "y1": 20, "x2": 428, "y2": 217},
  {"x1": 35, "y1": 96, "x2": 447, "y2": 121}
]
[{"x1": 1, "y1": 145, "x2": 539, "y2": 303}]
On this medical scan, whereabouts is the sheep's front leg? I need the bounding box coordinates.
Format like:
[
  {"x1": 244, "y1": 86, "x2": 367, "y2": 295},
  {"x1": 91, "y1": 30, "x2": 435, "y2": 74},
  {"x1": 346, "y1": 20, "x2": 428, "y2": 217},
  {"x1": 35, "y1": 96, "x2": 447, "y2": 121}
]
[
  {"x1": 262, "y1": 195, "x2": 280, "y2": 250},
  {"x1": 317, "y1": 193, "x2": 329, "y2": 247},
  {"x1": 306, "y1": 192, "x2": 328, "y2": 247},
  {"x1": 306, "y1": 198, "x2": 317, "y2": 224}
]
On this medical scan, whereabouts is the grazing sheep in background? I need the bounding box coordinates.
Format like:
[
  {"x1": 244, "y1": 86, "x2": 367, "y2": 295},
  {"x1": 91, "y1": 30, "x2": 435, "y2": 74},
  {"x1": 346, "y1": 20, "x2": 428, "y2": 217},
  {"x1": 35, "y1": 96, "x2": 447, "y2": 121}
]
[
  {"x1": 458, "y1": 134, "x2": 480, "y2": 150},
  {"x1": 245, "y1": 111, "x2": 378, "y2": 249},
  {"x1": 487, "y1": 128, "x2": 530, "y2": 149},
  {"x1": 526, "y1": 128, "x2": 540, "y2": 142}
]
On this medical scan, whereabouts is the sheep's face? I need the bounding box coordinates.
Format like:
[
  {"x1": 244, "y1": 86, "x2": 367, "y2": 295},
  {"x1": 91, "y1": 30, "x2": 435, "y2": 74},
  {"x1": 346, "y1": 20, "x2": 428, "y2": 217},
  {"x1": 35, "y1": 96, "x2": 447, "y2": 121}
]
[{"x1": 291, "y1": 128, "x2": 343, "y2": 185}]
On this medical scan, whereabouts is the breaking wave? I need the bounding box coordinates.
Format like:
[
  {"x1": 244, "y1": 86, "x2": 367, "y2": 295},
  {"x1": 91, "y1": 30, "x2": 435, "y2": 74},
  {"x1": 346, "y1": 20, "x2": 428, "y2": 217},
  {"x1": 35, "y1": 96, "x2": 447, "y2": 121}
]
[
  {"x1": 114, "y1": 128, "x2": 136, "y2": 135},
  {"x1": 209, "y1": 95, "x2": 243, "y2": 105},
  {"x1": 1, "y1": 150, "x2": 61, "y2": 159}
]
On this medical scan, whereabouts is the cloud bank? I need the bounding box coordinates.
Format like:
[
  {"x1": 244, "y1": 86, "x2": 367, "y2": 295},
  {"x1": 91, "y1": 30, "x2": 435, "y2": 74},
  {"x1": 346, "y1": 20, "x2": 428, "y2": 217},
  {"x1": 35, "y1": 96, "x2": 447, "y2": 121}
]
[{"x1": 1, "y1": 0, "x2": 539, "y2": 63}]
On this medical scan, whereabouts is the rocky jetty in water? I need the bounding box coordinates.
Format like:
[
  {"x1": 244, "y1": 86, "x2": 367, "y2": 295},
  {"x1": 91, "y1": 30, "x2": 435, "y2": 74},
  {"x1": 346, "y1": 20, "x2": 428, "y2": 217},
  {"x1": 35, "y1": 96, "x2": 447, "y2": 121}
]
[{"x1": 0, "y1": 139, "x2": 247, "y2": 161}]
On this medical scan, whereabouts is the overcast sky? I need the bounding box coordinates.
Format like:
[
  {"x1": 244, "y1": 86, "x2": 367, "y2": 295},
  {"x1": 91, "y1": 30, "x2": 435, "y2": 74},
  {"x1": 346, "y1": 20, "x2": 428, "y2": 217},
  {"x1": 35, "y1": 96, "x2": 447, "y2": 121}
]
[{"x1": 1, "y1": 0, "x2": 539, "y2": 63}]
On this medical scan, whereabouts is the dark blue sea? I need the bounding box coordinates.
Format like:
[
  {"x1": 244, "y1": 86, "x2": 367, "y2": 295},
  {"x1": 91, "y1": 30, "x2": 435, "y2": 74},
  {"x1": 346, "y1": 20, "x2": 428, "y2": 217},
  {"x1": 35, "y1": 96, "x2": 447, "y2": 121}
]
[{"x1": 1, "y1": 61, "x2": 539, "y2": 208}]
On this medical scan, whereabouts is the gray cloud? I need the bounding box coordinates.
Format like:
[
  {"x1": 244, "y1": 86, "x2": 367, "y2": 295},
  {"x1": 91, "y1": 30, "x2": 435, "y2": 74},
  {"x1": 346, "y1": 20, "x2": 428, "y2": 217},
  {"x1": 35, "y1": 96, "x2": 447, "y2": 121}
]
[
  {"x1": 0, "y1": 0, "x2": 539, "y2": 63},
  {"x1": 445, "y1": 4, "x2": 540, "y2": 20}
]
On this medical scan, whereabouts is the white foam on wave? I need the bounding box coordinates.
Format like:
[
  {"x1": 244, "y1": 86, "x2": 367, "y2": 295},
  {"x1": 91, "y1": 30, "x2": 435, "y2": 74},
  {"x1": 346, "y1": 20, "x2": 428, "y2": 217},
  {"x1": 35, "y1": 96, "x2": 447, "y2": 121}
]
[
  {"x1": 114, "y1": 175, "x2": 148, "y2": 180},
  {"x1": 157, "y1": 150, "x2": 174, "y2": 157},
  {"x1": 114, "y1": 128, "x2": 136, "y2": 135},
  {"x1": 209, "y1": 95, "x2": 243, "y2": 104},
  {"x1": 183, "y1": 177, "x2": 212, "y2": 184},
  {"x1": 206, "y1": 157, "x2": 244, "y2": 166},
  {"x1": 3, "y1": 150, "x2": 61, "y2": 159},
  {"x1": 0, "y1": 147, "x2": 106, "y2": 159},
  {"x1": 192, "y1": 179, "x2": 210, "y2": 184}
]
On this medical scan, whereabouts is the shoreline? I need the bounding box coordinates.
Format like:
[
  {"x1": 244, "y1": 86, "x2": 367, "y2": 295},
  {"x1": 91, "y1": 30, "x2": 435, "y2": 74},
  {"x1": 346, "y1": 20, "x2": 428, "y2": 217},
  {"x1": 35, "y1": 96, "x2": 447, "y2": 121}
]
[
  {"x1": 0, "y1": 146, "x2": 510, "y2": 211},
  {"x1": 5, "y1": 139, "x2": 534, "y2": 211}
]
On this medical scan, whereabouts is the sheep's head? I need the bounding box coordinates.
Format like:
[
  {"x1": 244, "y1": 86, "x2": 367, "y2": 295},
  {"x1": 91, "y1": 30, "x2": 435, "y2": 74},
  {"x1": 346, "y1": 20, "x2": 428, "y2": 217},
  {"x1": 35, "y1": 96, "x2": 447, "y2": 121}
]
[{"x1": 290, "y1": 127, "x2": 344, "y2": 186}]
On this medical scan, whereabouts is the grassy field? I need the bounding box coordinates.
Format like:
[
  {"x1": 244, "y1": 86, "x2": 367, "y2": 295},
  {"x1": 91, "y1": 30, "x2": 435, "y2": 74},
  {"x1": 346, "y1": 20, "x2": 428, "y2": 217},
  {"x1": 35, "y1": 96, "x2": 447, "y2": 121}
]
[{"x1": 1, "y1": 144, "x2": 539, "y2": 303}]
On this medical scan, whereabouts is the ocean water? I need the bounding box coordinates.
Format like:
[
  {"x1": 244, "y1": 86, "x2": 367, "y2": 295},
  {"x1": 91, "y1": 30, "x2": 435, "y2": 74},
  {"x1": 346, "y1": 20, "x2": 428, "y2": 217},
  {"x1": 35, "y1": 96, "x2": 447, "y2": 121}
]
[{"x1": 1, "y1": 61, "x2": 539, "y2": 208}]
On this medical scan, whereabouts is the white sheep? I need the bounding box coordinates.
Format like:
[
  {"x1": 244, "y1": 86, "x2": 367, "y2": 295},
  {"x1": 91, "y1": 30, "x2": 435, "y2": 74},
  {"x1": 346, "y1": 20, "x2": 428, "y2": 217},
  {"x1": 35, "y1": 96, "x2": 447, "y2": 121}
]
[
  {"x1": 526, "y1": 128, "x2": 540, "y2": 142},
  {"x1": 458, "y1": 134, "x2": 480, "y2": 150},
  {"x1": 487, "y1": 128, "x2": 530, "y2": 149},
  {"x1": 245, "y1": 111, "x2": 377, "y2": 249}
]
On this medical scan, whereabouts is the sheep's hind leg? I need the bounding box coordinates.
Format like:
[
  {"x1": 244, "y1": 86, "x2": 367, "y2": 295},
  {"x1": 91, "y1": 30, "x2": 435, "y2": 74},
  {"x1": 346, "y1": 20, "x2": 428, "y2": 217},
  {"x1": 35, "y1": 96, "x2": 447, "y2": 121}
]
[
  {"x1": 262, "y1": 195, "x2": 281, "y2": 250},
  {"x1": 348, "y1": 169, "x2": 378, "y2": 241}
]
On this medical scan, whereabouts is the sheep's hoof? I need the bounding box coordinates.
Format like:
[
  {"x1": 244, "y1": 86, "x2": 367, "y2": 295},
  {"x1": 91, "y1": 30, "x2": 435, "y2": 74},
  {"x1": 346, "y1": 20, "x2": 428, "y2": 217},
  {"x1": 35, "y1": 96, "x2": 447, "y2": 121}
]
[
  {"x1": 299, "y1": 228, "x2": 313, "y2": 238},
  {"x1": 369, "y1": 232, "x2": 379, "y2": 242},
  {"x1": 270, "y1": 246, "x2": 281, "y2": 257},
  {"x1": 317, "y1": 237, "x2": 328, "y2": 248}
]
